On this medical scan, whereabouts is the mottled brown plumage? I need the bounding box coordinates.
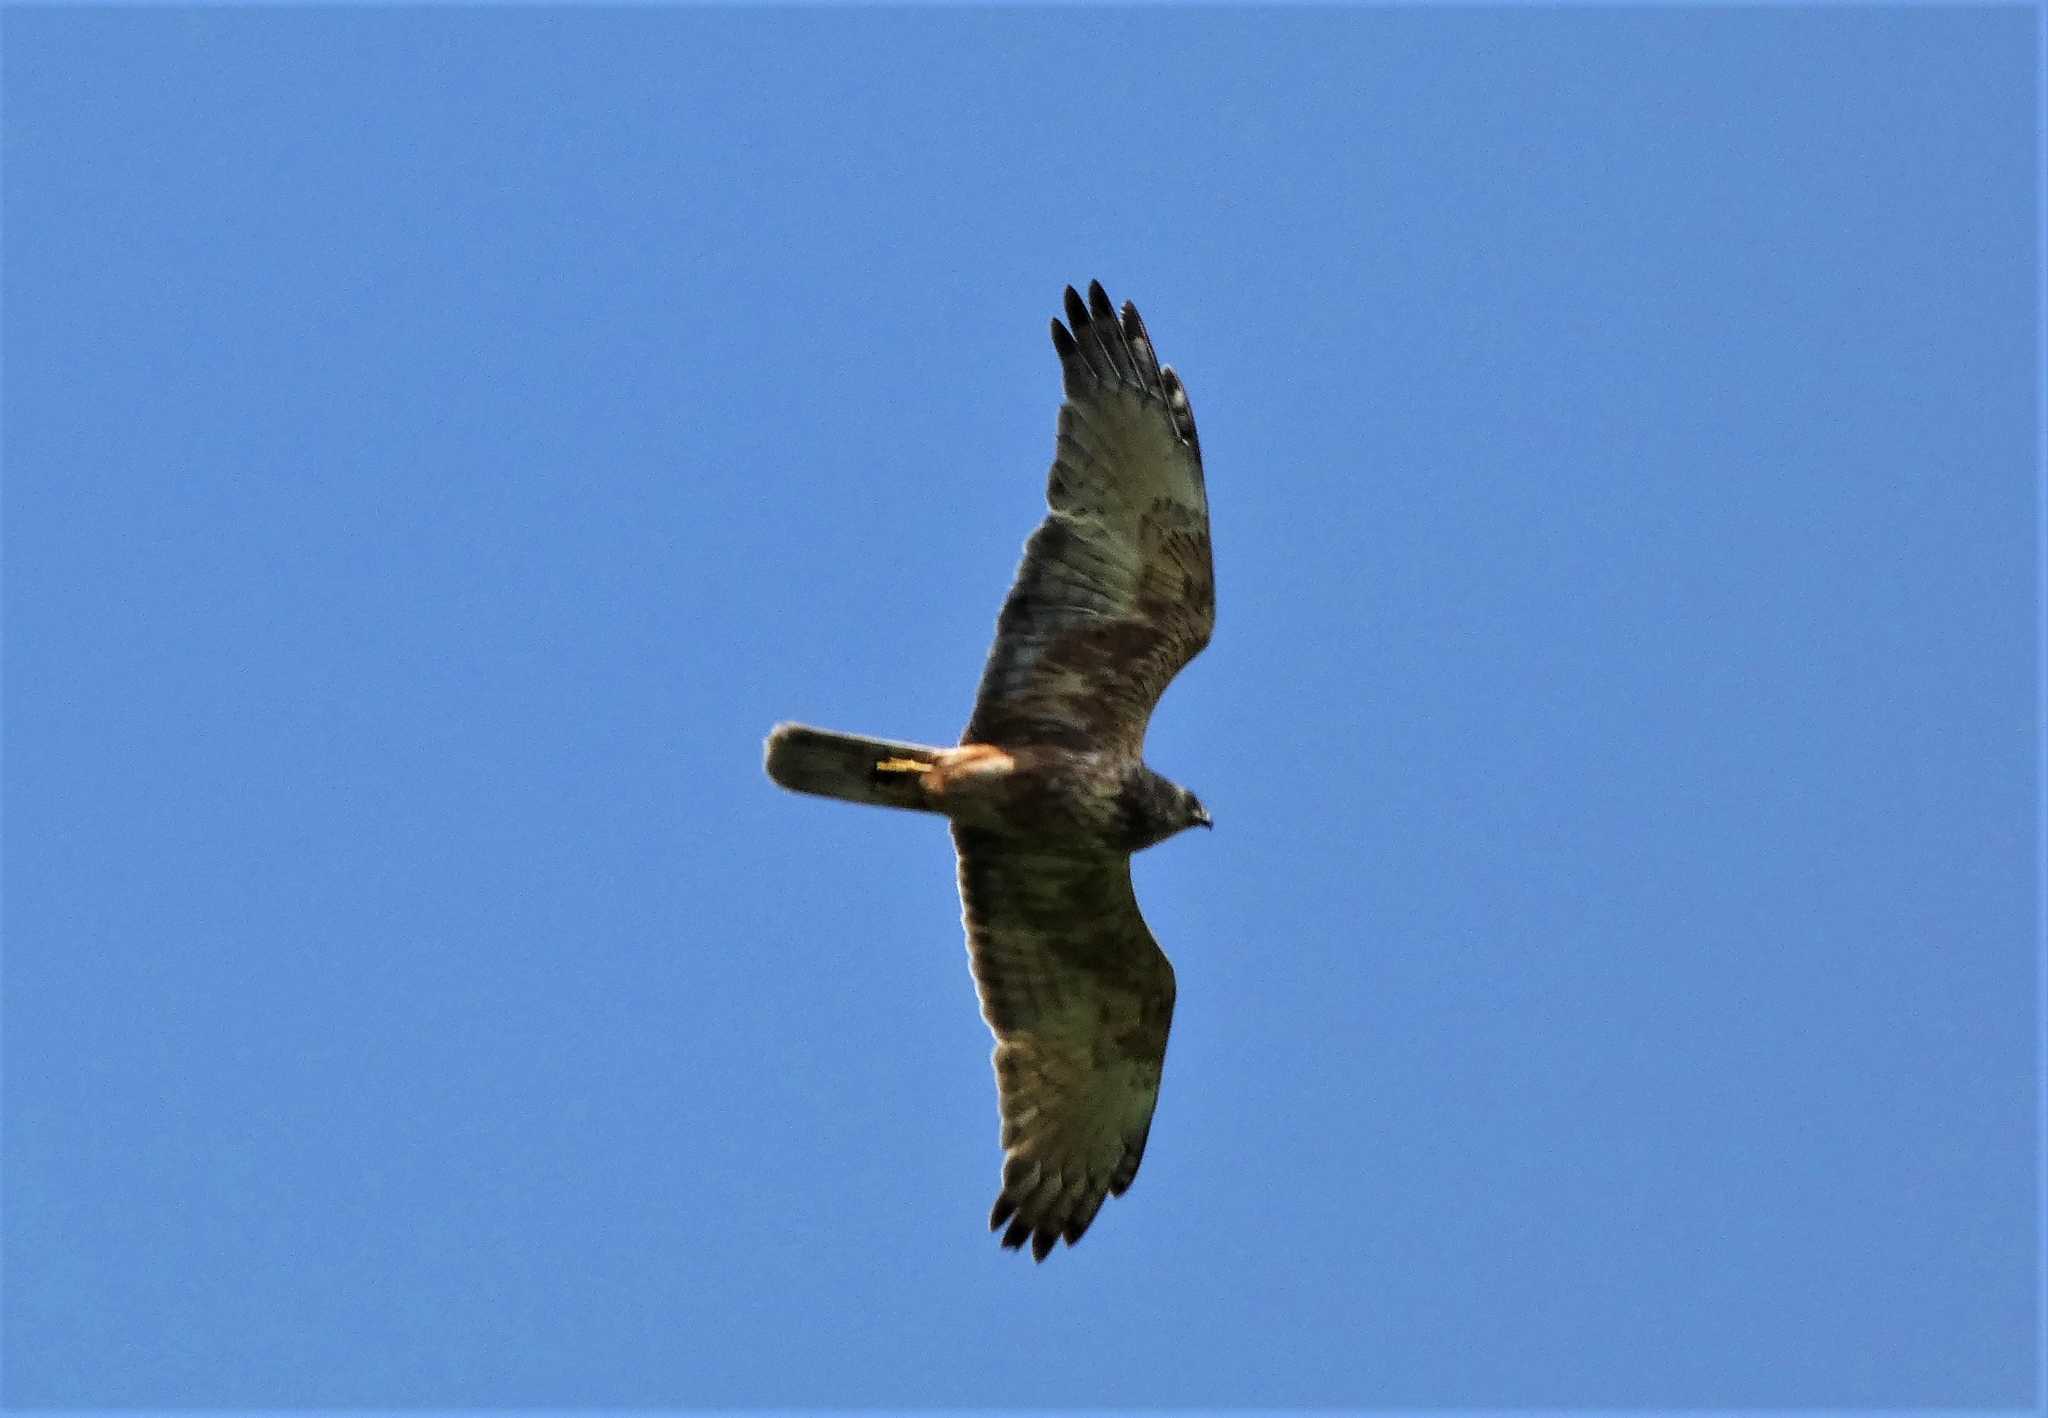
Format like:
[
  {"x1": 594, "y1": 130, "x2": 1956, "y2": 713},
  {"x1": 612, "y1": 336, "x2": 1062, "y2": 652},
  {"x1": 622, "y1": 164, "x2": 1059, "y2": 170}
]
[{"x1": 763, "y1": 281, "x2": 1212, "y2": 1261}]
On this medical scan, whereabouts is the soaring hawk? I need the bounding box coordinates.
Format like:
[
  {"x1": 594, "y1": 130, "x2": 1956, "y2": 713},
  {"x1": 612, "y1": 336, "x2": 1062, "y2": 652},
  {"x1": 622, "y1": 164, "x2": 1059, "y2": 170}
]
[{"x1": 764, "y1": 282, "x2": 1213, "y2": 1261}]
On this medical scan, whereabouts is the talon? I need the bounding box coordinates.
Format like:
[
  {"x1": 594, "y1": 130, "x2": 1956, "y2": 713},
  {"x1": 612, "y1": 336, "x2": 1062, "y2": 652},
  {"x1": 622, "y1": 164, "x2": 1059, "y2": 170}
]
[{"x1": 874, "y1": 757, "x2": 933, "y2": 775}]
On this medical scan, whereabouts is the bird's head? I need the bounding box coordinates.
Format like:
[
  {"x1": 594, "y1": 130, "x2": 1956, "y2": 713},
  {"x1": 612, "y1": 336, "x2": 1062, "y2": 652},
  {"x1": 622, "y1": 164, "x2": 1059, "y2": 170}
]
[{"x1": 1121, "y1": 767, "x2": 1212, "y2": 851}]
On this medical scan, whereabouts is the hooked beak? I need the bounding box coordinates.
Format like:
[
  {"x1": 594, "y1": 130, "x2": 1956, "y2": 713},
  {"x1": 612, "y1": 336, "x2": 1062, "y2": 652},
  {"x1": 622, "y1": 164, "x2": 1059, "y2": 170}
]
[{"x1": 1194, "y1": 807, "x2": 1213, "y2": 830}]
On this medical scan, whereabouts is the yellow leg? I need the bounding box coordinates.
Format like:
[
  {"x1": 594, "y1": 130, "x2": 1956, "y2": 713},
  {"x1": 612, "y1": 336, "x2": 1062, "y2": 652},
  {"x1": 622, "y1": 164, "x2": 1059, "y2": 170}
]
[{"x1": 874, "y1": 757, "x2": 933, "y2": 775}]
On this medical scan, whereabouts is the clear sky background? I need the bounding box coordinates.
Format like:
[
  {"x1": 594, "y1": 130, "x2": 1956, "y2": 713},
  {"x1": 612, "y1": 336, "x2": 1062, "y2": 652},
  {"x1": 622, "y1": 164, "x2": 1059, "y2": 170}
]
[{"x1": 2, "y1": 5, "x2": 2037, "y2": 1409}]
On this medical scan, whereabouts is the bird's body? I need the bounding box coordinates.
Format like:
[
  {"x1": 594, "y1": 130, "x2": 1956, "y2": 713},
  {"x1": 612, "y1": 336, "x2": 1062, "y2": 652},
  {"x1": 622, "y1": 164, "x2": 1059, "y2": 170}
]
[{"x1": 764, "y1": 282, "x2": 1212, "y2": 1261}]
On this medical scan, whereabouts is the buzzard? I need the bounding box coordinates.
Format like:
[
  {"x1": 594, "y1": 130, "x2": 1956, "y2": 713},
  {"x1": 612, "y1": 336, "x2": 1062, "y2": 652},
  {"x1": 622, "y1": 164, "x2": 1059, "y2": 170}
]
[{"x1": 764, "y1": 282, "x2": 1213, "y2": 1261}]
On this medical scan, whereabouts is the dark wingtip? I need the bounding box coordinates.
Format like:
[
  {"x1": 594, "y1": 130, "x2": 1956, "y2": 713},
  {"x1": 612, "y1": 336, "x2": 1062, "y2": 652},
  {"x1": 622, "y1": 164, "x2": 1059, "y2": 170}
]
[
  {"x1": 1050, "y1": 318, "x2": 1076, "y2": 359},
  {"x1": 1031, "y1": 1228, "x2": 1057, "y2": 1262},
  {"x1": 1086, "y1": 280, "x2": 1114, "y2": 321},
  {"x1": 1000, "y1": 1215, "x2": 1033, "y2": 1251},
  {"x1": 989, "y1": 1194, "x2": 1017, "y2": 1232},
  {"x1": 1063, "y1": 285, "x2": 1089, "y2": 330}
]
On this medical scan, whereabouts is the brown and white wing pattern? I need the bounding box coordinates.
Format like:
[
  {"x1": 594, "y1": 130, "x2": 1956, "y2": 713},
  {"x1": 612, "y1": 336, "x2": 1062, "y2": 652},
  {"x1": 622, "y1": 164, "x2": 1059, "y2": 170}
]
[
  {"x1": 964, "y1": 282, "x2": 1213, "y2": 756},
  {"x1": 954, "y1": 827, "x2": 1176, "y2": 1260}
]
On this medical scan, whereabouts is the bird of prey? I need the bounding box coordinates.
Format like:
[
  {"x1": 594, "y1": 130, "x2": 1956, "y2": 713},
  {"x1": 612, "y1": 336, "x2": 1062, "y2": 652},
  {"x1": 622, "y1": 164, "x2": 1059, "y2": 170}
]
[{"x1": 764, "y1": 282, "x2": 1213, "y2": 1262}]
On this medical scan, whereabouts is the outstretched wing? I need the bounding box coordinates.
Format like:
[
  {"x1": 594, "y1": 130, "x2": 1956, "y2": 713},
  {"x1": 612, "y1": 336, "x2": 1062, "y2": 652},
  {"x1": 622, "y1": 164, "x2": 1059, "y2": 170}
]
[
  {"x1": 964, "y1": 282, "x2": 1212, "y2": 756},
  {"x1": 955, "y1": 827, "x2": 1176, "y2": 1261}
]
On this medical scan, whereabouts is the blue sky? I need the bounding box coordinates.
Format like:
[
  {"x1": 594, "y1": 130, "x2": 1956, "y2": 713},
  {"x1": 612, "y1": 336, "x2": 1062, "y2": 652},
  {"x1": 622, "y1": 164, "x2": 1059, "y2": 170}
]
[{"x1": 2, "y1": 4, "x2": 2037, "y2": 1409}]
